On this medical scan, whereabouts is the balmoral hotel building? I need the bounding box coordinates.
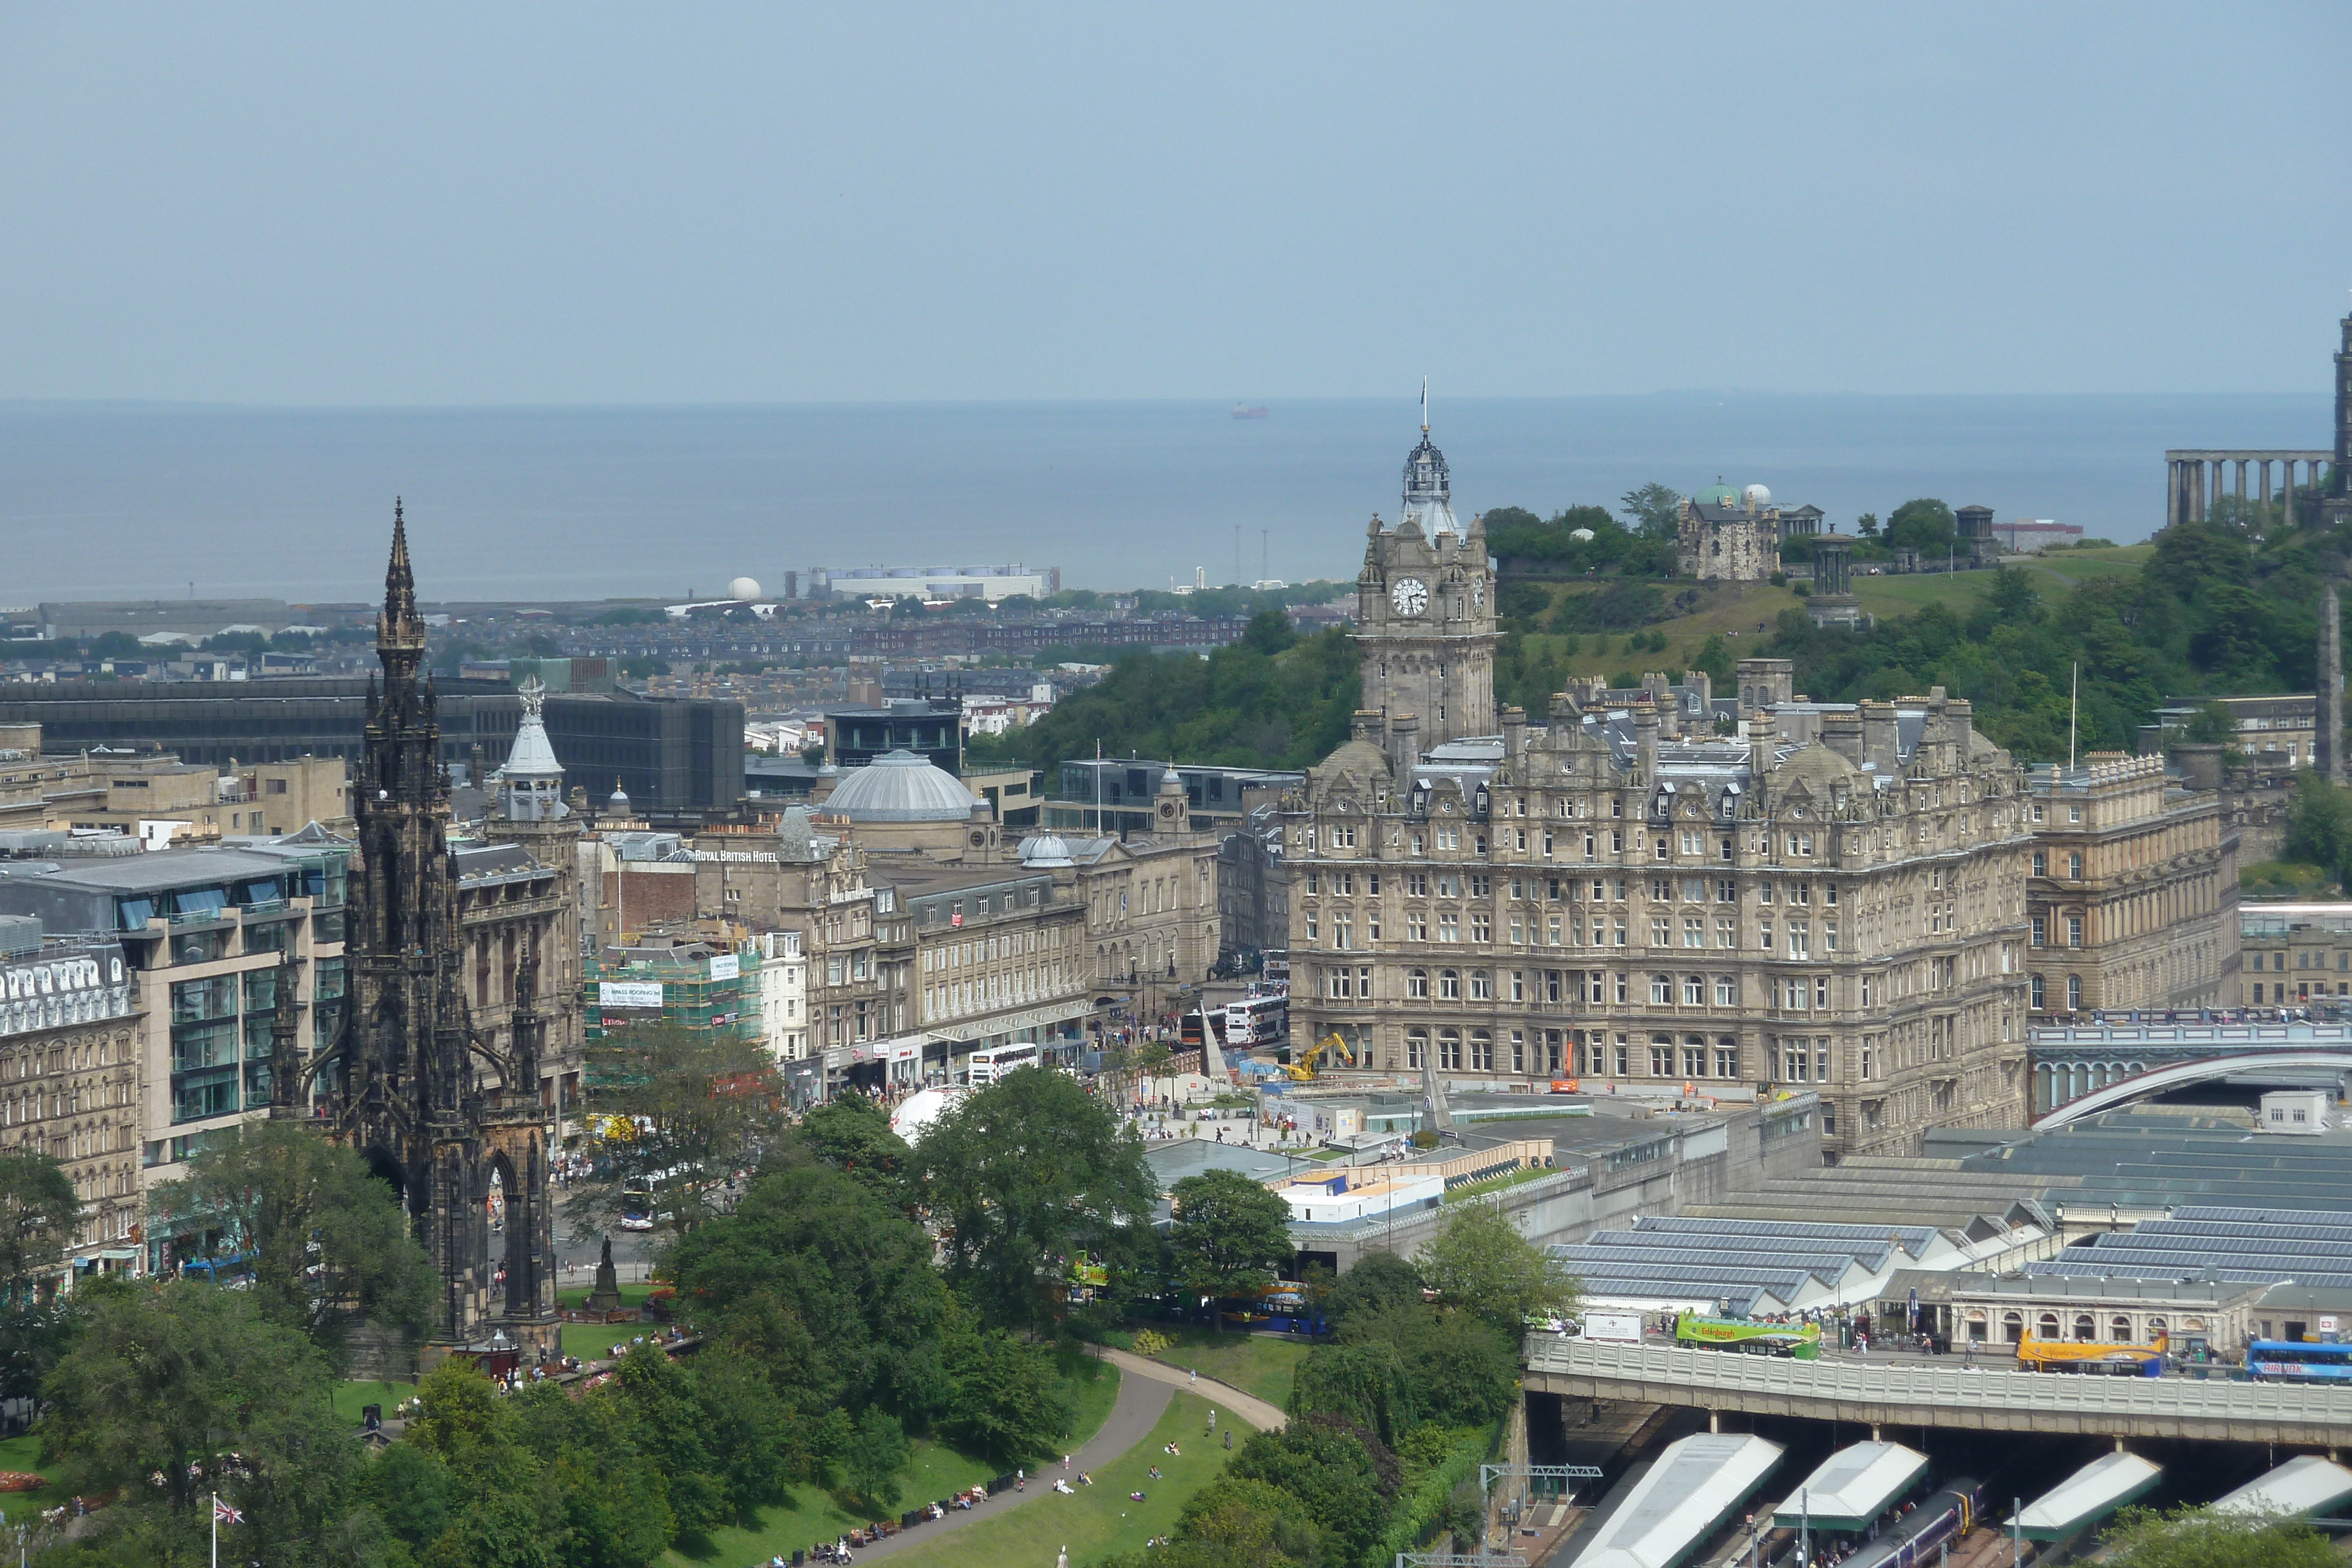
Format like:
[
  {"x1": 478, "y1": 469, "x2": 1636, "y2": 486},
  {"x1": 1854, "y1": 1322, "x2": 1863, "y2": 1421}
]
[{"x1": 1284, "y1": 417, "x2": 2038, "y2": 1160}]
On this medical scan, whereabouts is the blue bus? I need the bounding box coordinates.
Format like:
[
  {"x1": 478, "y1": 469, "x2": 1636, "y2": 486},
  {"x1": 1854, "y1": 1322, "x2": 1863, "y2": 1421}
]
[{"x1": 2247, "y1": 1340, "x2": 2352, "y2": 1382}]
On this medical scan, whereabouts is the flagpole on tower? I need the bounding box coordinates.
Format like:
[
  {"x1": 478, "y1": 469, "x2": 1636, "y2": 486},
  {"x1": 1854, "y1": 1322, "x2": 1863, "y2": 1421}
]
[{"x1": 1420, "y1": 377, "x2": 1429, "y2": 434}]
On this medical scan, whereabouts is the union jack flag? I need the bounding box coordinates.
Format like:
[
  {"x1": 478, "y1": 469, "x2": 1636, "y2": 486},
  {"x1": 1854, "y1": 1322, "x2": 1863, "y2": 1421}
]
[{"x1": 213, "y1": 1497, "x2": 244, "y2": 1524}]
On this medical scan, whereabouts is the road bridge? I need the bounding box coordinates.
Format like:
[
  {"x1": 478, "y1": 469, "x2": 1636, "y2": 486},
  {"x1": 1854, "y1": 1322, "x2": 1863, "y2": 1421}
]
[
  {"x1": 2027, "y1": 1021, "x2": 2352, "y2": 1126},
  {"x1": 1524, "y1": 1338, "x2": 2352, "y2": 1448}
]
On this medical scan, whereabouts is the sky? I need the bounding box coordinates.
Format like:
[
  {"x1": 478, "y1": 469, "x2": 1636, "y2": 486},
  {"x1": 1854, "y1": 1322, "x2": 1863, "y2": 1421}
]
[{"x1": 0, "y1": 3, "x2": 2346, "y2": 406}]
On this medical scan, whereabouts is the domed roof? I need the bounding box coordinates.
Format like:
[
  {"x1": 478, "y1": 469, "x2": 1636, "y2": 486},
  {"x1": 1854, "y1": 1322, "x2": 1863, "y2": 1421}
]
[
  {"x1": 1695, "y1": 482, "x2": 1739, "y2": 506},
  {"x1": 1777, "y1": 743, "x2": 1859, "y2": 791},
  {"x1": 1018, "y1": 833, "x2": 1076, "y2": 867},
  {"x1": 825, "y1": 750, "x2": 977, "y2": 823},
  {"x1": 1743, "y1": 483, "x2": 1773, "y2": 507},
  {"x1": 607, "y1": 776, "x2": 631, "y2": 808}
]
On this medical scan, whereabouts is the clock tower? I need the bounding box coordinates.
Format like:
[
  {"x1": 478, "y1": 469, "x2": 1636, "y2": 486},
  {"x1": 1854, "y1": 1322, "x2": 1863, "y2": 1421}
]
[{"x1": 1355, "y1": 405, "x2": 1498, "y2": 749}]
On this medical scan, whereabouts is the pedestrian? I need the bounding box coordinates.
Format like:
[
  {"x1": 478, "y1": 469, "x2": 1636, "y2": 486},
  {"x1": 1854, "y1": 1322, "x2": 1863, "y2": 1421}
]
[
  {"x1": 1189, "y1": 1367, "x2": 1197, "y2": 1386},
  {"x1": 1064, "y1": 1453, "x2": 1071, "y2": 1471}
]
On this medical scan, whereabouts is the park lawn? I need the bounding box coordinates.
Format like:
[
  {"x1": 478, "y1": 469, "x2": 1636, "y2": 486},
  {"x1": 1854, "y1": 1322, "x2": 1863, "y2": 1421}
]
[
  {"x1": 557, "y1": 1281, "x2": 655, "y2": 1310},
  {"x1": 0, "y1": 1433, "x2": 66, "y2": 1523},
  {"x1": 664, "y1": 1360, "x2": 1121, "y2": 1568},
  {"x1": 886, "y1": 1392, "x2": 1229, "y2": 1568},
  {"x1": 1146, "y1": 1328, "x2": 1307, "y2": 1410},
  {"x1": 332, "y1": 1380, "x2": 413, "y2": 1427},
  {"x1": 563, "y1": 1319, "x2": 672, "y2": 1365}
]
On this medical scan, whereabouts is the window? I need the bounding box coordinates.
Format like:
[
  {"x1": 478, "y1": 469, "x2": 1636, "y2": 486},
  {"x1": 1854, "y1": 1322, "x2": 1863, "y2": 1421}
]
[
  {"x1": 2067, "y1": 852, "x2": 2083, "y2": 879},
  {"x1": 2069, "y1": 805, "x2": 2083, "y2": 824},
  {"x1": 1405, "y1": 1029, "x2": 1427, "y2": 1069},
  {"x1": 1438, "y1": 912, "x2": 1459, "y2": 942},
  {"x1": 2030, "y1": 974, "x2": 2045, "y2": 1008},
  {"x1": 1682, "y1": 975, "x2": 1703, "y2": 1006},
  {"x1": 1438, "y1": 1029, "x2": 1462, "y2": 1070},
  {"x1": 1716, "y1": 917, "x2": 1737, "y2": 948},
  {"x1": 1406, "y1": 872, "x2": 1428, "y2": 897},
  {"x1": 2032, "y1": 851, "x2": 2047, "y2": 877},
  {"x1": 1469, "y1": 1031, "x2": 1493, "y2": 1072},
  {"x1": 1470, "y1": 913, "x2": 1491, "y2": 943},
  {"x1": 1650, "y1": 974, "x2": 1672, "y2": 1004},
  {"x1": 1439, "y1": 969, "x2": 1461, "y2": 1000},
  {"x1": 2066, "y1": 915, "x2": 2083, "y2": 948},
  {"x1": 2066, "y1": 974, "x2": 2082, "y2": 1010},
  {"x1": 1649, "y1": 1042, "x2": 1672, "y2": 1075},
  {"x1": 2030, "y1": 914, "x2": 2046, "y2": 947},
  {"x1": 1406, "y1": 912, "x2": 1427, "y2": 941},
  {"x1": 1468, "y1": 969, "x2": 1493, "y2": 1001},
  {"x1": 1407, "y1": 968, "x2": 1429, "y2": 999},
  {"x1": 1713, "y1": 1042, "x2": 1739, "y2": 1078},
  {"x1": 1715, "y1": 975, "x2": 1736, "y2": 1006},
  {"x1": 1683, "y1": 917, "x2": 1704, "y2": 948},
  {"x1": 1789, "y1": 921, "x2": 1810, "y2": 958}
]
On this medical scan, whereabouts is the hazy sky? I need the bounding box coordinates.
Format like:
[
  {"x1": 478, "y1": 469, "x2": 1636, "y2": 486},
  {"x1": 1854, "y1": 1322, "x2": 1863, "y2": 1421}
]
[{"x1": 2, "y1": 3, "x2": 2346, "y2": 405}]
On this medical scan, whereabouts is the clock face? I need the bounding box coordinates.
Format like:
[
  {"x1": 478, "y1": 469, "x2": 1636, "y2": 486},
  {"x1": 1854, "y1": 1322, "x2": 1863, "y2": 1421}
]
[{"x1": 1390, "y1": 577, "x2": 1429, "y2": 617}]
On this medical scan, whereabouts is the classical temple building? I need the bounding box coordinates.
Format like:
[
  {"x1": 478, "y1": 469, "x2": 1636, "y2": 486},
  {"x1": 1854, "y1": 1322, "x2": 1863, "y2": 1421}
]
[{"x1": 310, "y1": 507, "x2": 566, "y2": 1358}]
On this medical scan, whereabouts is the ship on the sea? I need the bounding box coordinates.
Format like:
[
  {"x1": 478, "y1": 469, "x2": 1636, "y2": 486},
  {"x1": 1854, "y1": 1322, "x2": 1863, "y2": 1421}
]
[{"x1": 1231, "y1": 403, "x2": 1269, "y2": 420}]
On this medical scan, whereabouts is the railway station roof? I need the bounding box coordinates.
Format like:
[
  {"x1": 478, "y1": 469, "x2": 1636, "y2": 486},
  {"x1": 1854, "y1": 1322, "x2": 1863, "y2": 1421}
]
[
  {"x1": 2213, "y1": 1455, "x2": 2352, "y2": 1519},
  {"x1": 2022, "y1": 1206, "x2": 2352, "y2": 1292},
  {"x1": 1768, "y1": 1442, "x2": 1929, "y2": 1532},
  {"x1": 2014, "y1": 1452, "x2": 2163, "y2": 1541},
  {"x1": 1569, "y1": 1433, "x2": 1785, "y2": 1568},
  {"x1": 1929, "y1": 1115, "x2": 2352, "y2": 1213},
  {"x1": 1550, "y1": 1216, "x2": 1990, "y2": 1318}
]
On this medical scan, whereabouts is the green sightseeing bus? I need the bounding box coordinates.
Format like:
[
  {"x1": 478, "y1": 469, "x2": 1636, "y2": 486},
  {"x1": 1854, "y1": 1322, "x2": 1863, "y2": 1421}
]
[{"x1": 1673, "y1": 1312, "x2": 1822, "y2": 1359}]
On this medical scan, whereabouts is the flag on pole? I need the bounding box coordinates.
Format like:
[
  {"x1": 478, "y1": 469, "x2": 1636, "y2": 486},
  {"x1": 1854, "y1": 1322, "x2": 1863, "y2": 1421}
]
[{"x1": 213, "y1": 1497, "x2": 244, "y2": 1524}]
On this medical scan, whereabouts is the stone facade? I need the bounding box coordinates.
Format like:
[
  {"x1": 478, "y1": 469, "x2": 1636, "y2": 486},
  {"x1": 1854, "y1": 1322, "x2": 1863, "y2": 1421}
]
[
  {"x1": 2022, "y1": 752, "x2": 2239, "y2": 1021},
  {"x1": 1284, "y1": 668, "x2": 2034, "y2": 1161},
  {"x1": 0, "y1": 933, "x2": 138, "y2": 1283},
  {"x1": 1353, "y1": 423, "x2": 1496, "y2": 750},
  {"x1": 1676, "y1": 492, "x2": 1783, "y2": 583}
]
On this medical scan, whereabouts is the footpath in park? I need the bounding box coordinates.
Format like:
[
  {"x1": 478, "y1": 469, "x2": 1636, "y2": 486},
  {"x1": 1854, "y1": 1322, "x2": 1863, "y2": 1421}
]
[
  {"x1": 849, "y1": 1366, "x2": 1172, "y2": 1564},
  {"x1": 1095, "y1": 1349, "x2": 1286, "y2": 1433}
]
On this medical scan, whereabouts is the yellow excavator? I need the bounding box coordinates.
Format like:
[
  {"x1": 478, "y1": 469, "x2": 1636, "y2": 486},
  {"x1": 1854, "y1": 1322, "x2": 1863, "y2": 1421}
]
[{"x1": 1285, "y1": 1031, "x2": 1349, "y2": 1082}]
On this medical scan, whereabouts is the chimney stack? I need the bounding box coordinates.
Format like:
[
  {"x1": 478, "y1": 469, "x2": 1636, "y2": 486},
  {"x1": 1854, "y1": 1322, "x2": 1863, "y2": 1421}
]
[
  {"x1": 1860, "y1": 700, "x2": 1900, "y2": 773},
  {"x1": 1820, "y1": 708, "x2": 1865, "y2": 764},
  {"x1": 1388, "y1": 713, "x2": 1421, "y2": 779},
  {"x1": 1502, "y1": 706, "x2": 1527, "y2": 771},
  {"x1": 1634, "y1": 700, "x2": 1661, "y2": 781}
]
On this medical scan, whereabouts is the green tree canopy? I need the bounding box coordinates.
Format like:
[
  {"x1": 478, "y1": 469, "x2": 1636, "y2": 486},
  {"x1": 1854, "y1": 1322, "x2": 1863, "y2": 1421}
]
[
  {"x1": 2104, "y1": 1506, "x2": 2339, "y2": 1568},
  {"x1": 1415, "y1": 1202, "x2": 1581, "y2": 1329},
  {"x1": 912, "y1": 1066, "x2": 1159, "y2": 1329},
  {"x1": 0, "y1": 1146, "x2": 79, "y2": 1400},
  {"x1": 1619, "y1": 483, "x2": 1684, "y2": 539},
  {"x1": 1885, "y1": 497, "x2": 1957, "y2": 552},
  {"x1": 1169, "y1": 1167, "x2": 1297, "y2": 1327},
  {"x1": 157, "y1": 1118, "x2": 434, "y2": 1374},
  {"x1": 574, "y1": 1020, "x2": 787, "y2": 1240},
  {"x1": 797, "y1": 1093, "x2": 916, "y2": 1204},
  {"x1": 42, "y1": 1279, "x2": 370, "y2": 1562}
]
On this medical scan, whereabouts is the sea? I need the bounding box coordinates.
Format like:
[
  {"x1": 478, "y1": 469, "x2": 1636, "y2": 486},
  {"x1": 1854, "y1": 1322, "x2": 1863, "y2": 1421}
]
[{"x1": 0, "y1": 393, "x2": 2324, "y2": 604}]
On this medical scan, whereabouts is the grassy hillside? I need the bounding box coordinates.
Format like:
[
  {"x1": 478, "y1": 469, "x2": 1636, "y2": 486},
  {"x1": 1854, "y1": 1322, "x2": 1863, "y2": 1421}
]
[{"x1": 1502, "y1": 547, "x2": 2151, "y2": 690}]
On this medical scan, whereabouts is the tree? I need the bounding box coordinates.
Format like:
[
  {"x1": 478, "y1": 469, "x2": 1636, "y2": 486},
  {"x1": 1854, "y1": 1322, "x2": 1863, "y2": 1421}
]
[
  {"x1": 1856, "y1": 513, "x2": 1880, "y2": 538},
  {"x1": 573, "y1": 1021, "x2": 787, "y2": 1240},
  {"x1": 159, "y1": 1118, "x2": 434, "y2": 1374},
  {"x1": 941, "y1": 1323, "x2": 1072, "y2": 1467},
  {"x1": 663, "y1": 1162, "x2": 951, "y2": 1420},
  {"x1": 1885, "y1": 498, "x2": 1956, "y2": 554},
  {"x1": 42, "y1": 1279, "x2": 371, "y2": 1562},
  {"x1": 2284, "y1": 773, "x2": 2352, "y2": 885},
  {"x1": 912, "y1": 1066, "x2": 1158, "y2": 1329},
  {"x1": 0, "y1": 1147, "x2": 79, "y2": 1400},
  {"x1": 1240, "y1": 609, "x2": 1297, "y2": 657},
  {"x1": 1170, "y1": 1169, "x2": 1295, "y2": 1329},
  {"x1": 2104, "y1": 1507, "x2": 2338, "y2": 1568},
  {"x1": 1414, "y1": 1203, "x2": 1581, "y2": 1329},
  {"x1": 797, "y1": 1095, "x2": 914, "y2": 1204},
  {"x1": 1619, "y1": 484, "x2": 1684, "y2": 539},
  {"x1": 1322, "y1": 1249, "x2": 1424, "y2": 1334}
]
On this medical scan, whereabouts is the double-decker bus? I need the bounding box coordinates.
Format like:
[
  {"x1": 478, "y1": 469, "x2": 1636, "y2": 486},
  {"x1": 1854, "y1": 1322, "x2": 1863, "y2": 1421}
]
[
  {"x1": 2248, "y1": 1340, "x2": 2352, "y2": 1382},
  {"x1": 1673, "y1": 1312, "x2": 1822, "y2": 1358},
  {"x1": 1222, "y1": 994, "x2": 1289, "y2": 1046},
  {"x1": 964, "y1": 1043, "x2": 1041, "y2": 1085}
]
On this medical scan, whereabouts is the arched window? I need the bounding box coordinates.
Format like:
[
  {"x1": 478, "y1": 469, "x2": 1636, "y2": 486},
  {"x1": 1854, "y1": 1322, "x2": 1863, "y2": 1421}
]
[
  {"x1": 1405, "y1": 1028, "x2": 1428, "y2": 1070},
  {"x1": 1439, "y1": 969, "x2": 1461, "y2": 1001},
  {"x1": 2073, "y1": 1314, "x2": 2096, "y2": 1342},
  {"x1": 2038, "y1": 1313, "x2": 2060, "y2": 1339},
  {"x1": 2147, "y1": 1316, "x2": 2167, "y2": 1340},
  {"x1": 1468, "y1": 969, "x2": 1493, "y2": 1001},
  {"x1": 1407, "y1": 968, "x2": 1429, "y2": 999},
  {"x1": 2110, "y1": 1315, "x2": 2133, "y2": 1342}
]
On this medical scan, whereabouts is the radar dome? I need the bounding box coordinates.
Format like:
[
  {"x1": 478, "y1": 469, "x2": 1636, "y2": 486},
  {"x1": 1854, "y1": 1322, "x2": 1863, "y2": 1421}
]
[
  {"x1": 727, "y1": 576, "x2": 762, "y2": 602},
  {"x1": 1569, "y1": 527, "x2": 1596, "y2": 542},
  {"x1": 1743, "y1": 484, "x2": 1773, "y2": 509}
]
